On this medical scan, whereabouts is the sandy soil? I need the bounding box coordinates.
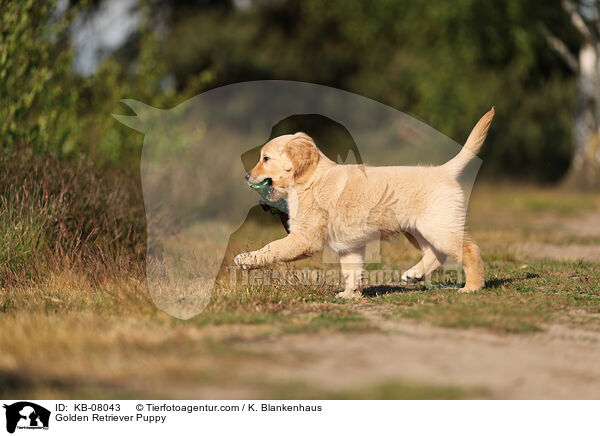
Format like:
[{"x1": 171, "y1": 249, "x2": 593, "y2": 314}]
[
  {"x1": 514, "y1": 242, "x2": 600, "y2": 262},
  {"x1": 239, "y1": 318, "x2": 600, "y2": 399},
  {"x1": 512, "y1": 210, "x2": 600, "y2": 262}
]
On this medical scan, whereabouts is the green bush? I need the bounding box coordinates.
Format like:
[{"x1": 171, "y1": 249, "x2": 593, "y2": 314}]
[
  {"x1": 0, "y1": 0, "x2": 79, "y2": 155},
  {"x1": 0, "y1": 0, "x2": 202, "y2": 165}
]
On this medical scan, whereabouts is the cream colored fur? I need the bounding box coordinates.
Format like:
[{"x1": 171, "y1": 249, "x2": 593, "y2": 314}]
[{"x1": 234, "y1": 108, "x2": 495, "y2": 298}]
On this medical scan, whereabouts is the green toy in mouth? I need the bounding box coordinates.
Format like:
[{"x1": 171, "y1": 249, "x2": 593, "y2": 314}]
[{"x1": 248, "y1": 178, "x2": 288, "y2": 214}]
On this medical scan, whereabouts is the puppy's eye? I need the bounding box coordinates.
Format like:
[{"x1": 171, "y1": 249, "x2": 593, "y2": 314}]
[{"x1": 263, "y1": 156, "x2": 270, "y2": 162}]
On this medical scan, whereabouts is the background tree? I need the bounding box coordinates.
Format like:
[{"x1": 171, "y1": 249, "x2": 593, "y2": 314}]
[{"x1": 541, "y1": 0, "x2": 600, "y2": 189}]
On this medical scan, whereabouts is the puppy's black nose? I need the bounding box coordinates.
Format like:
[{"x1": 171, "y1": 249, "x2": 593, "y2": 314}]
[{"x1": 245, "y1": 173, "x2": 250, "y2": 181}]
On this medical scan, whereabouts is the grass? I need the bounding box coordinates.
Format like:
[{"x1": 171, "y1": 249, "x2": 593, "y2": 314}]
[
  {"x1": 1, "y1": 155, "x2": 600, "y2": 398},
  {"x1": 261, "y1": 379, "x2": 480, "y2": 400},
  {"x1": 0, "y1": 200, "x2": 46, "y2": 268},
  {"x1": 1, "y1": 256, "x2": 598, "y2": 398},
  {"x1": 375, "y1": 260, "x2": 600, "y2": 333},
  {"x1": 0, "y1": 152, "x2": 145, "y2": 285}
]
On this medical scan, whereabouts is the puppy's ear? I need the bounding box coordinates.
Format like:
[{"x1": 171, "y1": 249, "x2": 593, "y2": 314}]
[{"x1": 285, "y1": 132, "x2": 319, "y2": 183}]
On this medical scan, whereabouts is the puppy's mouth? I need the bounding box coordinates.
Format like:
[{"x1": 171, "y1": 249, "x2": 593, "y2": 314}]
[
  {"x1": 248, "y1": 178, "x2": 288, "y2": 213},
  {"x1": 249, "y1": 178, "x2": 276, "y2": 199}
]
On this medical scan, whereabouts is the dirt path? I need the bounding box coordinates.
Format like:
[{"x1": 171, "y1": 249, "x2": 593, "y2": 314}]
[
  {"x1": 511, "y1": 210, "x2": 600, "y2": 262},
  {"x1": 513, "y1": 241, "x2": 600, "y2": 262},
  {"x1": 240, "y1": 319, "x2": 600, "y2": 399}
]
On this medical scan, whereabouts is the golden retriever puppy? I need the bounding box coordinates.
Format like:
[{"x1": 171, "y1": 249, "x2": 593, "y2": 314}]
[{"x1": 234, "y1": 109, "x2": 495, "y2": 298}]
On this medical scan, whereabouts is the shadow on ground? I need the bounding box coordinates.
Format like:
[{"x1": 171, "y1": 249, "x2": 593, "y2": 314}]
[{"x1": 362, "y1": 272, "x2": 541, "y2": 297}]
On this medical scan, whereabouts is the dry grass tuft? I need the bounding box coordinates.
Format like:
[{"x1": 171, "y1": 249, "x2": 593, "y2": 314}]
[{"x1": 0, "y1": 151, "x2": 146, "y2": 286}]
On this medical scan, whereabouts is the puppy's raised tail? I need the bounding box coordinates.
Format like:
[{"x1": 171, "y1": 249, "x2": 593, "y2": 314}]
[{"x1": 442, "y1": 107, "x2": 495, "y2": 177}]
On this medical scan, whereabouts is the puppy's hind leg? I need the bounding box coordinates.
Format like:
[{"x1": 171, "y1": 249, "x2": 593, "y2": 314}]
[
  {"x1": 425, "y1": 231, "x2": 484, "y2": 291},
  {"x1": 459, "y1": 235, "x2": 485, "y2": 292},
  {"x1": 337, "y1": 246, "x2": 365, "y2": 299},
  {"x1": 416, "y1": 219, "x2": 484, "y2": 291}
]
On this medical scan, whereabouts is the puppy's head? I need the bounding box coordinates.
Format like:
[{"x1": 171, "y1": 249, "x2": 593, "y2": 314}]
[{"x1": 246, "y1": 132, "x2": 319, "y2": 201}]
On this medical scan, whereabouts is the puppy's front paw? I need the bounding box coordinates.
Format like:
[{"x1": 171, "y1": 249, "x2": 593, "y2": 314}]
[
  {"x1": 458, "y1": 285, "x2": 482, "y2": 293},
  {"x1": 233, "y1": 252, "x2": 254, "y2": 270},
  {"x1": 336, "y1": 290, "x2": 362, "y2": 300},
  {"x1": 401, "y1": 269, "x2": 423, "y2": 284}
]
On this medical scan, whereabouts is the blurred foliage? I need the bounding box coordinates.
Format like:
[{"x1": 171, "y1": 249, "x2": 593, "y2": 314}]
[
  {"x1": 0, "y1": 0, "x2": 80, "y2": 155},
  {"x1": 0, "y1": 0, "x2": 200, "y2": 165},
  {"x1": 0, "y1": 0, "x2": 584, "y2": 181},
  {"x1": 161, "y1": 0, "x2": 578, "y2": 182}
]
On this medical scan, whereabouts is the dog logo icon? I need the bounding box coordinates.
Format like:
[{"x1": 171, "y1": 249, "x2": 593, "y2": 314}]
[{"x1": 3, "y1": 402, "x2": 50, "y2": 434}]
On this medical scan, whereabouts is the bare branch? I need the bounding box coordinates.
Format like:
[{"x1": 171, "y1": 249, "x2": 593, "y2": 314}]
[
  {"x1": 538, "y1": 23, "x2": 580, "y2": 72},
  {"x1": 562, "y1": 0, "x2": 596, "y2": 43}
]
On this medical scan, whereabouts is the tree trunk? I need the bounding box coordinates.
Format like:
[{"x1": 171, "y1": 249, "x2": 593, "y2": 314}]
[{"x1": 566, "y1": 42, "x2": 600, "y2": 189}]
